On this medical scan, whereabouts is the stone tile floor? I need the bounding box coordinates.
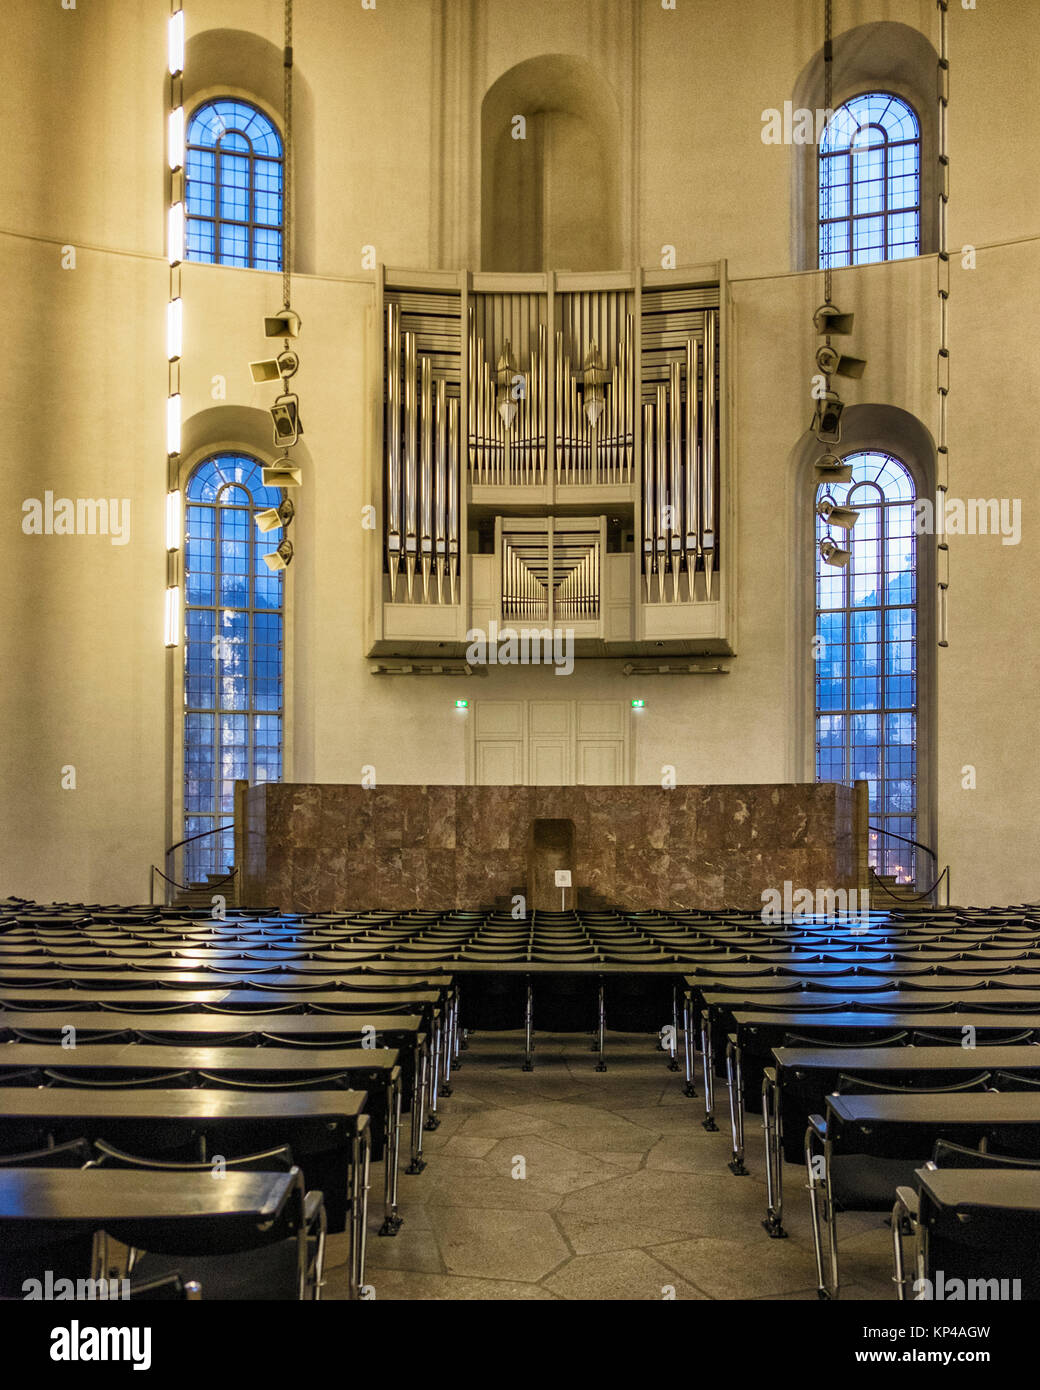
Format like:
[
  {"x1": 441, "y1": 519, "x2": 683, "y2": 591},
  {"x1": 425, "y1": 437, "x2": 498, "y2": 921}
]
[{"x1": 324, "y1": 1031, "x2": 897, "y2": 1301}]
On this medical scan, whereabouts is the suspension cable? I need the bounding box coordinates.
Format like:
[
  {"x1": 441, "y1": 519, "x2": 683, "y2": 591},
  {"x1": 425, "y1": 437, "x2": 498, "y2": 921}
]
[
  {"x1": 823, "y1": 0, "x2": 833, "y2": 309},
  {"x1": 936, "y1": 0, "x2": 950, "y2": 647},
  {"x1": 282, "y1": 0, "x2": 294, "y2": 314}
]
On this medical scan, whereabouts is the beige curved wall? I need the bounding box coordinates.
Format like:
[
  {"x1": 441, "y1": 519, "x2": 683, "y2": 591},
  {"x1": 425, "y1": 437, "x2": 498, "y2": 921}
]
[{"x1": 1, "y1": 0, "x2": 1037, "y2": 906}]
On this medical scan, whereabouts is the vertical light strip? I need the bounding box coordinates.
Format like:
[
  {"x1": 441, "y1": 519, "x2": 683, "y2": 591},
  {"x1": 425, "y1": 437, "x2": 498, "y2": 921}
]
[
  {"x1": 168, "y1": 105, "x2": 185, "y2": 170},
  {"x1": 168, "y1": 9, "x2": 185, "y2": 75},
  {"x1": 166, "y1": 394, "x2": 182, "y2": 456},
  {"x1": 165, "y1": 490, "x2": 182, "y2": 551},
  {"x1": 167, "y1": 297, "x2": 183, "y2": 361},
  {"x1": 167, "y1": 202, "x2": 185, "y2": 265},
  {"x1": 164, "y1": 586, "x2": 181, "y2": 648},
  {"x1": 165, "y1": 4, "x2": 185, "y2": 647}
]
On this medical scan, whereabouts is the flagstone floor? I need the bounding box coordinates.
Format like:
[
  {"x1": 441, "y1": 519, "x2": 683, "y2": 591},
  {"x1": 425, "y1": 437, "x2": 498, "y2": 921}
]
[{"x1": 324, "y1": 1031, "x2": 897, "y2": 1301}]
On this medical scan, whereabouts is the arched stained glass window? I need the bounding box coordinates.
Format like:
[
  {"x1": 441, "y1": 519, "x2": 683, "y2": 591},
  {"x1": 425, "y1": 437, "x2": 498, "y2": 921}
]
[
  {"x1": 186, "y1": 99, "x2": 283, "y2": 270},
  {"x1": 815, "y1": 452, "x2": 918, "y2": 883},
  {"x1": 183, "y1": 454, "x2": 286, "y2": 885},
  {"x1": 819, "y1": 92, "x2": 920, "y2": 268}
]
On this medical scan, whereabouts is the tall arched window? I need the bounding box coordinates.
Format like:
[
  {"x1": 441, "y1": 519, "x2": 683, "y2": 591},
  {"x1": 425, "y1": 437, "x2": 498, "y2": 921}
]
[
  {"x1": 819, "y1": 93, "x2": 920, "y2": 268},
  {"x1": 186, "y1": 99, "x2": 283, "y2": 270},
  {"x1": 183, "y1": 454, "x2": 286, "y2": 884},
  {"x1": 815, "y1": 452, "x2": 917, "y2": 882}
]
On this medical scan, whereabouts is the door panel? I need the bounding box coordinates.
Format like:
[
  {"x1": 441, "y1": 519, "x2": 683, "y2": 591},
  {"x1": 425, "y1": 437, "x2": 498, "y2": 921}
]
[{"x1": 471, "y1": 701, "x2": 629, "y2": 785}]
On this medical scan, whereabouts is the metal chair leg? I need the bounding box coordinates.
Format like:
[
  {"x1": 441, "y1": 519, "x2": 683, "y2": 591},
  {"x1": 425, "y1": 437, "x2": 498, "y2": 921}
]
[
  {"x1": 806, "y1": 1121, "x2": 838, "y2": 1299},
  {"x1": 595, "y1": 982, "x2": 607, "y2": 1070},
  {"x1": 725, "y1": 1036, "x2": 748, "y2": 1175},
  {"x1": 425, "y1": 1017, "x2": 441, "y2": 1129},
  {"x1": 522, "y1": 980, "x2": 534, "y2": 1071},
  {"x1": 761, "y1": 1070, "x2": 786, "y2": 1237},
  {"x1": 407, "y1": 1040, "x2": 428, "y2": 1173},
  {"x1": 355, "y1": 1127, "x2": 371, "y2": 1299},
  {"x1": 681, "y1": 994, "x2": 696, "y2": 1097},
  {"x1": 379, "y1": 1075, "x2": 404, "y2": 1234},
  {"x1": 441, "y1": 996, "x2": 454, "y2": 1096},
  {"x1": 667, "y1": 984, "x2": 679, "y2": 1070},
  {"x1": 701, "y1": 1010, "x2": 717, "y2": 1129}
]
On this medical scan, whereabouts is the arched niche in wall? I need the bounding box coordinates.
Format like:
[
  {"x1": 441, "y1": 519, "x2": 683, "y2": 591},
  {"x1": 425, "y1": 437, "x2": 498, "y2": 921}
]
[
  {"x1": 183, "y1": 28, "x2": 316, "y2": 275},
  {"x1": 481, "y1": 55, "x2": 622, "y2": 272},
  {"x1": 791, "y1": 22, "x2": 940, "y2": 272},
  {"x1": 180, "y1": 404, "x2": 313, "y2": 482},
  {"x1": 788, "y1": 403, "x2": 938, "y2": 866}
]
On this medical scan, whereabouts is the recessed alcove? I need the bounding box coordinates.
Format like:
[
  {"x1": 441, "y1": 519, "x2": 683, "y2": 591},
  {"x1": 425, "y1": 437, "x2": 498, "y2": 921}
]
[
  {"x1": 481, "y1": 54, "x2": 621, "y2": 272},
  {"x1": 526, "y1": 817, "x2": 576, "y2": 910}
]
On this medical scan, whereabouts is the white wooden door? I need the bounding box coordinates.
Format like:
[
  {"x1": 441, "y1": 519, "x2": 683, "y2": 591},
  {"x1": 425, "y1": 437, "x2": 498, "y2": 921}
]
[{"x1": 470, "y1": 700, "x2": 629, "y2": 785}]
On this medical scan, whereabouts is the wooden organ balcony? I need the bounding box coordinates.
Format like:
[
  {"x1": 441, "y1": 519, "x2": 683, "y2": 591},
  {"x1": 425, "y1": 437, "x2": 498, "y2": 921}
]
[{"x1": 366, "y1": 265, "x2": 736, "y2": 661}]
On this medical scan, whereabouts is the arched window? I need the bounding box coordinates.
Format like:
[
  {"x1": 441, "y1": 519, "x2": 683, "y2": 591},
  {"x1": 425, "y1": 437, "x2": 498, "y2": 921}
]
[
  {"x1": 183, "y1": 454, "x2": 286, "y2": 884},
  {"x1": 819, "y1": 93, "x2": 920, "y2": 268},
  {"x1": 186, "y1": 99, "x2": 283, "y2": 270},
  {"x1": 815, "y1": 452, "x2": 917, "y2": 883}
]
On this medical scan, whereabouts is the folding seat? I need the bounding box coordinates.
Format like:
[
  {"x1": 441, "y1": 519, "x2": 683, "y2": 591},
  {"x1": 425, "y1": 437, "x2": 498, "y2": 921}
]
[
  {"x1": 892, "y1": 1143, "x2": 1040, "y2": 1301},
  {"x1": 97, "y1": 1000, "x2": 195, "y2": 1015},
  {"x1": 0, "y1": 1067, "x2": 44, "y2": 1087},
  {"x1": 782, "y1": 1030, "x2": 909, "y2": 1049},
  {"x1": 929, "y1": 1138, "x2": 1040, "y2": 1167},
  {"x1": 992, "y1": 1069, "x2": 1040, "y2": 1090},
  {"x1": 135, "y1": 1028, "x2": 260, "y2": 1047},
  {"x1": 201, "y1": 1002, "x2": 298, "y2": 1017},
  {"x1": 4, "y1": 1026, "x2": 134, "y2": 1045},
  {"x1": 43, "y1": 1069, "x2": 195, "y2": 1089},
  {"x1": 912, "y1": 1027, "x2": 1035, "y2": 1046},
  {"x1": 91, "y1": 1145, "x2": 326, "y2": 1300},
  {"x1": 0, "y1": 1138, "x2": 91, "y2": 1167},
  {"x1": 195, "y1": 1070, "x2": 354, "y2": 1091},
  {"x1": 804, "y1": 1071, "x2": 994, "y2": 1297},
  {"x1": 834, "y1": 1072, "x2": 992, "y2": 1096},
  {"x1": 0, "y1": 1138, "x2": 96, "y2": 1298}
]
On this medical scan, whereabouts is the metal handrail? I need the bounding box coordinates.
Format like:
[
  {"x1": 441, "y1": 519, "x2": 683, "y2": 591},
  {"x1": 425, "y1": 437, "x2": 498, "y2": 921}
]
[
  {"x1": 867, "y1": 826, "x2": 948, "y2": 907},
  {"x1": 166, "y1": 822, "x2": 235, "y2": 856},
  {"x1": 149, "y1": 864, "x2": 238, "y2": 907},
  {"x1": 867, "y1": 824, "x2": 938, "y2": 874},
  {"x1": 869, "y1": 863, "x2": 949, "y2": 908},
  {"x1": 157, "y1": 821, "x2": 236, "y2": 907}
]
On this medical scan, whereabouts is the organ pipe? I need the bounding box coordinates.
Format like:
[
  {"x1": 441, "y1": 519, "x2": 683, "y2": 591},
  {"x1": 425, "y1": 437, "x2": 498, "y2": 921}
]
[
  {"x1": 668, "y1": 356, "x2": 682, "y2": 603},
  {"x1": 420, "y1": 353, "x2": 434, "y2": 601},
  {"x1": 702, "y1": 309, "x2": 717, "y2": 600},
  {"x1": 386, "y1": 300, "x2": 401, "y2": 598},
  {"x1": 403, "y1": 329, "x2": 418, "y2": 600},
  {"x1": 434, "y1": 376, "x2": 447, "y2": 603}
]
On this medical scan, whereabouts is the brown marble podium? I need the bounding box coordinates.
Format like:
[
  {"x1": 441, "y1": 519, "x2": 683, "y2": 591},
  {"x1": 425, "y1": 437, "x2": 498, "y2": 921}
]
[{"x1": 237, "y1": 782, "x2": 861, "y2": 914}]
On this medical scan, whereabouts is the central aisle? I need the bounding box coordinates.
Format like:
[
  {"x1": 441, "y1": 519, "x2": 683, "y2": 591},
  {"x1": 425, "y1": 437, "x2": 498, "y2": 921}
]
[{"x1": 326, "y1": 1032, "x2": 895, "y2": 1300}]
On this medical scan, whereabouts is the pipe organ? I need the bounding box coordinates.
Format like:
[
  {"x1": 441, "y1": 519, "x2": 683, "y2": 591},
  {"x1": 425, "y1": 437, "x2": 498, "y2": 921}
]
[
  {"x1": 384, "y1": 289, "x2": 461, "y2": 605},
  {"x1": 640, "y1": 288, "x2": 720, "y2": 605},
  {"x1": 371, "y1": 267, "x2": 733, "y2": 658},
  {"x1": 499, "y1": 518, "x2": 603, "y2": 630}
]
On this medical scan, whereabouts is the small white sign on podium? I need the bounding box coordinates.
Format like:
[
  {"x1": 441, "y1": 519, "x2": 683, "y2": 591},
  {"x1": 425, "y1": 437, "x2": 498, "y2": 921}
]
[{"x1": 555, "y1": 869, "x2": 572, "y2": 910}]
